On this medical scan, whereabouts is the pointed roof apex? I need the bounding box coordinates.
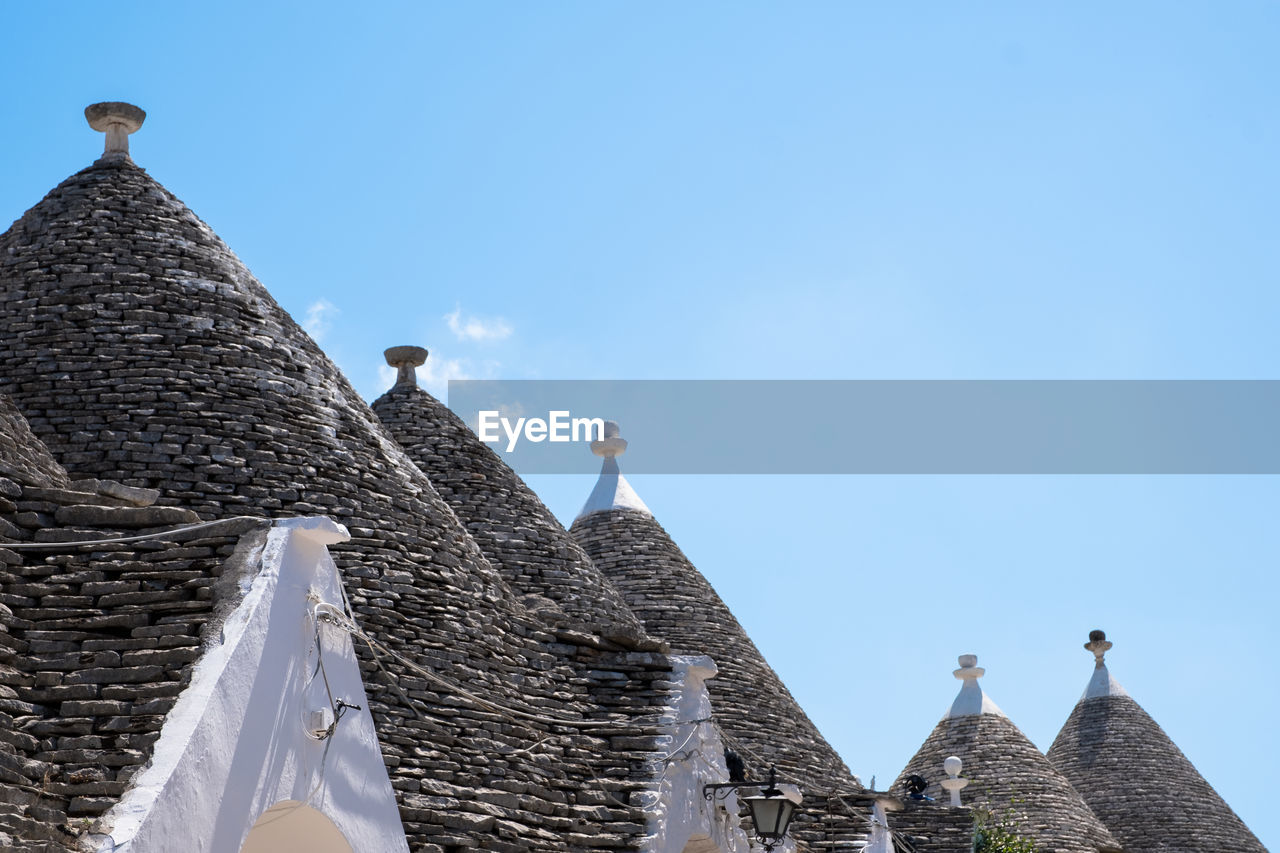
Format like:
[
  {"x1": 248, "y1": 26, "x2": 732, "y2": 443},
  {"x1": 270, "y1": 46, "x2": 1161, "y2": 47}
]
[
  {"x1": 945, "y1": 654, "x2": 1007, "y2": 719},
  {"x1": 576, "y1": 422, "x2": 651, "y2": 519},
  {"x1": 1050, "y1": 628, "x2": 1266, "y2": 850},
  {"x1": 85, "y1": 102, "x2": 146, "y2": 162},
  {"x1": 384, "y1": 345, "x2": 429, "y2": 388},
  {"x1": 1081, "y1": 628, "x2": 1128, "y2": 700}
]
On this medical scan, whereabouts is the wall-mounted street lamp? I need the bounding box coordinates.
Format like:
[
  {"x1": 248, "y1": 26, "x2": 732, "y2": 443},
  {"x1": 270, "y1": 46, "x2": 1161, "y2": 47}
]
[{"x1": 704, "y1": 765, "x2": 801, "y2": 851}]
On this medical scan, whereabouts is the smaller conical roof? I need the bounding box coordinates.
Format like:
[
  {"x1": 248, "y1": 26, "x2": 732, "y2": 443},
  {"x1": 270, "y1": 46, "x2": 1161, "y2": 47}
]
[
  {"x1": 371, "y1": 367, "x2": 649, "y2": 645},
  {"x1": 1047, "y1": 630, "x2": 1266, "y2": 853},
  {"x1": 570, "y1": 425, "x2": 856, "y2": 792},
  {"x1": 895, "y1": 655, "x2": 1120, "y2": 853}
]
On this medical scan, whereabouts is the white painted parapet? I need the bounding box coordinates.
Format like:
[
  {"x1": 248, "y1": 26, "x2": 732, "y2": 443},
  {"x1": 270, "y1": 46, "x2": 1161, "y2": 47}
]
[
  {"x1": 643, "y1": 656, "x2": 751, "y2": 853},
  {"x1": 863, "y1": 799, "x2": 895, "y2": 853},
  {"x1": 86, "y1": 517, "x2": 408, "y2": 853}
]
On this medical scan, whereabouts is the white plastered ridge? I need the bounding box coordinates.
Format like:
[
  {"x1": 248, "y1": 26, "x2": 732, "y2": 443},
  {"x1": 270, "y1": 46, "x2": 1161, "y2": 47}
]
[
  {"x1": 1082, "y1": 664, "x2": 1129, "y2": 700},
  {"x1": 944, "y1": 654, "x2": 1008, "y2": 719},
  {"x1": 578, "y1": 455, "x2": 653, "y2": 519},
  {"x1": 643, "y1": 656, "x2": 751, "y2": 853},
  {"x1": 87, "y1": 517, "x2": 408, "y2": 853}
]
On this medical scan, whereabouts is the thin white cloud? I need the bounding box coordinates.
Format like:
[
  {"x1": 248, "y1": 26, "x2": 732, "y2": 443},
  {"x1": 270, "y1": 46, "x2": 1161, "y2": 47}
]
[
  {"x1": 445, "y1": 305, "x2": 512, "y2": 343},
  {"x1": 302, "y1": 299, "x2": 339, "y2": 343}
]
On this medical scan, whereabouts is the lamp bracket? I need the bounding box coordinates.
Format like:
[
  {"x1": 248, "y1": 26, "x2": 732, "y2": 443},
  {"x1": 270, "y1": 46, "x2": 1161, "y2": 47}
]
[{"x1": 702, "y1": 779, "x2": 777, "y2": 800}]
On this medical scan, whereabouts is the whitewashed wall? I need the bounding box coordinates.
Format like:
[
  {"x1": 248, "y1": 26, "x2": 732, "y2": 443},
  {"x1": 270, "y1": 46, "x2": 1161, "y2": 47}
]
[{"x1": 90, "y1": 517, "x2": 408, "y2": 853}]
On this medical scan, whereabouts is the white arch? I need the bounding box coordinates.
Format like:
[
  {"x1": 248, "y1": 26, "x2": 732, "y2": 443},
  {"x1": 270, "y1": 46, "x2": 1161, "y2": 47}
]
[
  {"x1": 240, "y1": 801, "x2": 353, "y2": 853},
  {"x1": 681, "y1": 834, "x2": 724, "y2": 853}
]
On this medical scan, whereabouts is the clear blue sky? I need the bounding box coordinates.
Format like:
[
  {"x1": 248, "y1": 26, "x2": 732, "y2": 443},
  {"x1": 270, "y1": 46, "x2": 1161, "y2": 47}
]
[{"x1": 4, "y1": 3, "x2": 1277, "y2": 846}]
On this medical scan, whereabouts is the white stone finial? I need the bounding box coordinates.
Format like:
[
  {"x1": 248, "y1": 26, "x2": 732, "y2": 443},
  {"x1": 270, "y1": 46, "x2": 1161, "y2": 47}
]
[
  {"x1": 576, "y1": 420, "x2": 652, "y2": 520},
  {"x1": 946, "y1": 653, "x2": 1006, "y2": 719},
  {"x1": 590, "y1": 420, "x2": 628, "y2": 459},
  {"x1": 1085, "y1": 629, "x2": 1112, "y2": 667},
  {"x1": 940, "y1": 756, "x2": 968, "y2": 807},
  {"x1": 85, "y1": 102, "x2": 146, "y2": 161},
  {"x1": 384, "y1": 346, "x2": 429, "y2": 388},
  {"x1": 953, "y1": 654, "x2": 984, "y2": 680}
]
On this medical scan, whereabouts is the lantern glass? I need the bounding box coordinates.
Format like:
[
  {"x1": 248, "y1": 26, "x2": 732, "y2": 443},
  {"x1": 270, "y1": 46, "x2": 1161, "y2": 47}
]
[{"x1": 743, "y1": 792, "x2": 797, "y2": 841}]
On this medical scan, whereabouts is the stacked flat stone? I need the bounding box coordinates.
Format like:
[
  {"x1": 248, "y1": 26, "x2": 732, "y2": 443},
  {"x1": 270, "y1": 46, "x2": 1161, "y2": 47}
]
[
  {"x1": 0, "y1": 408, "x2": 264, "y2": 846},
  {"x1": 371, "y1": 381, "x2": 652, "y2": 647},
  {"x1": 889, "y1": 801, "x2": 980, "y2": 853},
  {"x1": 0, "y1": 145, "x2": 682, "y2": 850},
  {"x1": 571, "y1": 501, "x2": 857, "y2": 795},
  {"x1": 0, "y1": 393, "x2": 69, "y2": 490},
  {"x1": 894, "y1": 656, "x2": 1120, "y2": 853},
  {"x1": 1047, "y1": 632, "x2": 1266, "y2": 852}
]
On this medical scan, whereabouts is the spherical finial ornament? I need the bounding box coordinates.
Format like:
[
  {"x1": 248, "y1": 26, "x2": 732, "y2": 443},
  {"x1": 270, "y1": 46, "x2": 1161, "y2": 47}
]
[
  {"x1": 940, "y1": 755, "x2": 970, "y2": 806},
  {"x1": 957, "y1": 654, "x2": 977, "y2": 668},
  {"x1": 1089, "y1": 629, "x2": 1107, "y2": 643}
]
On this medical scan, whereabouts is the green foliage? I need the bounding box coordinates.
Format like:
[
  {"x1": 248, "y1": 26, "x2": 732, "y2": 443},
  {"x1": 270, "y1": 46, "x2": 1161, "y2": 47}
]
[{"x1": 972, "y1": 803, "x2": 1039, "y2": 853}]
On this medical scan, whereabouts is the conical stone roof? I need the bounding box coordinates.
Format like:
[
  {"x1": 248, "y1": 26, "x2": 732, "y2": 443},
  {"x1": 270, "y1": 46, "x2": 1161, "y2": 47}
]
[
  {"x1": 370, "y1": 373, "x2": 650, "y2": 645},
  {"x1": 895, "y1": 655, "x2": 1121, "y2": 853},
  {"x1": 0, "y1": 114, "x2": 680, "y2": 849},
  {"x1": 1047, "y1": 631, "x2": 1266, "y2": 852},
  {"x1": 569, "y1": 430, "x2": 857, "y2": 794}
]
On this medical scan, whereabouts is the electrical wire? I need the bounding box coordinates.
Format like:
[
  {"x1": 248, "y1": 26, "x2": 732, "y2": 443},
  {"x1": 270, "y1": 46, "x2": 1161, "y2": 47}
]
[
  {"x1": 321, "y1": 594, "x2": 704, "y2": 733},
  {"x1": 0, "y1": 516, "x2": 266, "y2": 549}
]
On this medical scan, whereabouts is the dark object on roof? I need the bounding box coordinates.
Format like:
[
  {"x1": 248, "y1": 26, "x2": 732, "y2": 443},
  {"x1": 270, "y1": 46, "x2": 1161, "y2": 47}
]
[
  {"x1": 725, "y1": 747, "x2": 747, "y2": 784},
  {"x1": 903, "y1": 774, "x2": 931, "y2": 800}
]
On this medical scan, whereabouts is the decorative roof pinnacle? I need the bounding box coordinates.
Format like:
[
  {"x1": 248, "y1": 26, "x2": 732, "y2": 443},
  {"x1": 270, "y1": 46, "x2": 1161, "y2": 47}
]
[
  {"x1": 85, "y1": 102, "x2": 146, "y2": 162},
  {"x1": 946, "y1": 654, "x2": 1007, "y2": 719},
  {"x1": 1080, "y1": 628, "x2": 1128, "y2": 700},
  {"x1": 384, "y1": 346, "x2": 429, "y2": 388},
  {"x1": 590, "y1": 420, "x2": 628, "y2": 459},
  {"x1": 1085, "y1": 628, "x2": 1112, "y2": 667},
  {"x1": 576, "y1": 421, "x2": 651, "y2": 519},
  {"x1": 953, "y1": 654, "x2": 984, "y2": 681}
]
